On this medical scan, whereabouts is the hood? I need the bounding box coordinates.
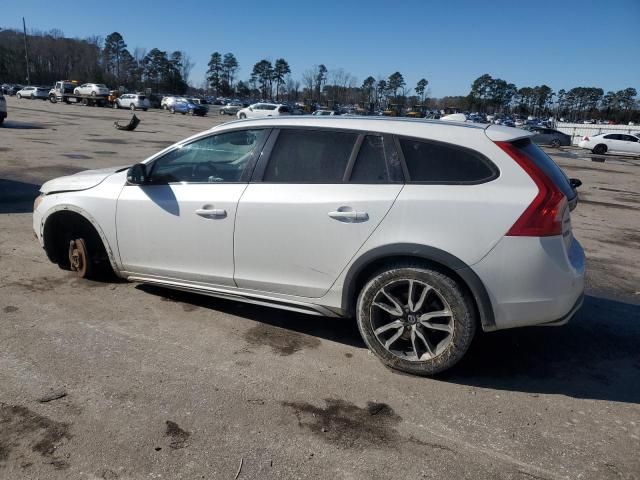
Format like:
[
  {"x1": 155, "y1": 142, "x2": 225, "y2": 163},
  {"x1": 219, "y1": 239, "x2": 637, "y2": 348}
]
[{"x1": 40, "y1": 165, "x2": 129, "y2": 194}]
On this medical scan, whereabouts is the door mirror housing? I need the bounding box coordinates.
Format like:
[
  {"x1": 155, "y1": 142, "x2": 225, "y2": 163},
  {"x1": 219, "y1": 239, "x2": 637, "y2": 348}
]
[
  {"x1": 569, "y1": 178, "x2": 582, "y2": 189},
  {"x1": 127, "y1": 163, "x2": 148, "y2": 185}
]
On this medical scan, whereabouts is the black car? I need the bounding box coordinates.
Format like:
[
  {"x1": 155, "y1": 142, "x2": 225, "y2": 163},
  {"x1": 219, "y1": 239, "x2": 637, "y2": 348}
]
[{"x1": 526, "y1": 126, "x2": 571, "y2": 147}]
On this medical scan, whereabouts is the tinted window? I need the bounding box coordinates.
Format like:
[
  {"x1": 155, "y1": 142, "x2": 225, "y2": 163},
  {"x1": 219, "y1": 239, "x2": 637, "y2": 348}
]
[
  {"x1": 399, "y1": 138, "x2": 497, "y2": 183},
  {"x1": 263, "y1": 105, "x2": 277, "y2": 111},
  {"x1": 264, "y1": 129, "x2": 356, "y2": 182},
  {"x1": 621, "y1": 135, "x2": 638, "y2": 142},
  {"x1": 149, "y1": 129, "x2": 267, "y2": 183},
  {"x1": 604, "y1": 134, "x2": 621, "y2": 140},
  {"x1": 351, "y1": 136, "x2": 390, "y2": 183},
  {"x1": 511, "y1": 138, "x2": 574, "y2": 200},
  {"x1": 278, "y1": 106, "x2": 290, "y2": 113}
]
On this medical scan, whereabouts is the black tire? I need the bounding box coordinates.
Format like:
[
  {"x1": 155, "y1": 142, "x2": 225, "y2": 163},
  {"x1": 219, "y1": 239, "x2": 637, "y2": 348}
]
[
  {"x1": 16, "y1": 93, "x2": 21, "y2": 99},
  {"x1": 592, "y1": 144, "x2": 607, "y2": 155},
  {"x1": 239, "y1": 113, "x2": 246, "y2": 119},
  {"x1": 550, "y1": 138, "x2": 561, "y2": 148},
  {"x1": 356, "y1": 265, "x2": 476, "y2": 376},
  {"x1": 130, "y1": 104, "x2": 136, "y2": 111},
  {"x1": 49, "y1": 96, "x2": 57, "y2": 103},
  {"x1": 143, "y1": 108, "x2": 148, "y2": 111}
]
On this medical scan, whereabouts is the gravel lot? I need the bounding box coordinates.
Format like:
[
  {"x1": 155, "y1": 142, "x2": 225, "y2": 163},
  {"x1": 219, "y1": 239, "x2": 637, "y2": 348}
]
[{"x1": 1, "y1": 97, "x2": 639, "y2": 480}]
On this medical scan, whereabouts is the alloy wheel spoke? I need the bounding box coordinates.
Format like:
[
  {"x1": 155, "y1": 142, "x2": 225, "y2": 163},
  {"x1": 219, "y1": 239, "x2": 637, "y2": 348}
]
[
  {"x1": 410, "y1": 327, "x2": 420, "y2": 360},
  {"x1": 380, "y1": 288, "x2": 404, "y2": 316},
  {"x1": 373, "y1": 301, "x2": 402, "y2": 317},
  {"x1": 419, "y1": 309, "x2": 451, "y2": 322},
  {"x1": 407, "y1": 280, "x2": 415, "y2": 312},
  {"x1": 384, "y1": 327, "x2": 405, "y2": 349},
  {"x1": 413, "y1": 284, "x2": 431, "y2": 312},
  {"x1": 374, "y1": 319, "x2": 404, "y2": 335},
  {"x1": 420, "y1": 320, "x2": 453, "y2": 334},
  {"x1": 414, "y1": 327, "x2": 434, "y2": 356}
]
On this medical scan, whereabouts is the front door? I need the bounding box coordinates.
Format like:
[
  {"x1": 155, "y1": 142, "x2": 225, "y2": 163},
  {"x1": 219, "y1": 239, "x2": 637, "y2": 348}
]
[
  {"x1": 234, "y1": 130, "x2": 403, "y2": 298},
  {"x1": 116, "y1": 128, "x2": 269, "y2": 285}
]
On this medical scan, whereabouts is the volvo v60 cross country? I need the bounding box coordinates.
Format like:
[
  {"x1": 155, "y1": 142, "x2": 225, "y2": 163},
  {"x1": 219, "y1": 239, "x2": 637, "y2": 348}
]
[{"x1": 33, "y1": 117, "x2": 585, "y2": 375}]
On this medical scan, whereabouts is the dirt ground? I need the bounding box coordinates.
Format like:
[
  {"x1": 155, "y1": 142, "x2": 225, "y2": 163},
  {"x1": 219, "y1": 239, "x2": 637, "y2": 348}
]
[{"x1": 1, "y1": 97, "x2": 639, "y2": 480}]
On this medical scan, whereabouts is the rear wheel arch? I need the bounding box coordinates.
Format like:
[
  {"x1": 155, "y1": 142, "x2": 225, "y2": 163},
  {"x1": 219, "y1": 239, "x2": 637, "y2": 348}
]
[
  {"x1": 341, "y1": 244, "x2": 496, "y2": 331},
  {"x1": 42, "y1": 208, "x2": 117, "y2": 275}
]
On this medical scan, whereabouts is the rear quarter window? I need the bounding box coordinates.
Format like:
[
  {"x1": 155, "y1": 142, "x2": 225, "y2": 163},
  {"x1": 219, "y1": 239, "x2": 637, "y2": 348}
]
[{"x1": 399, "y1": 137, "x2": 498, "y2": 184}]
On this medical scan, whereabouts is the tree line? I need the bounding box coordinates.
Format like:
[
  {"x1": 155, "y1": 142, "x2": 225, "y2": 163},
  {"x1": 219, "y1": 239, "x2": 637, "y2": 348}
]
[
  {"x1": 0, "y1": 29, "x2": 193, "y2": 94},
  {"x1": 466, "y1": 74, "x2": 638, "y2": 123}
]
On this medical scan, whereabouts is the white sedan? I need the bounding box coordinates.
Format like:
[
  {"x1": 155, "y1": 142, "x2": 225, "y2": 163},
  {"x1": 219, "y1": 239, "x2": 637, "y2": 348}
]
[
  {"x1": 236, "y1": 103, "x2": 290, "y2": 119},
  {"x1": 73, "y1": 83, "x2": 109, "y2": 97},
  {"x1": 578, "y1": 133, "x2": 640, "y2": 155}
]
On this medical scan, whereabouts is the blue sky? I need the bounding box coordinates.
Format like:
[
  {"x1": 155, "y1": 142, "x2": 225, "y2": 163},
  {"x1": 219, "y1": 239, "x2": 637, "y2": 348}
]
[{"x1": 2, "y1": 0, "x2": 639, "y2": 97}]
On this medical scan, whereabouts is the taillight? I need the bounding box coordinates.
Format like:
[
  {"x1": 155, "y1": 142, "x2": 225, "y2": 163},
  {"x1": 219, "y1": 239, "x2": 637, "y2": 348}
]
[
  {"x1": 495, "y1": 141, "x2": 567, "y2": 237},
  {"x1": 583, "y1": 136, "x2": 589, "y2": 141}
]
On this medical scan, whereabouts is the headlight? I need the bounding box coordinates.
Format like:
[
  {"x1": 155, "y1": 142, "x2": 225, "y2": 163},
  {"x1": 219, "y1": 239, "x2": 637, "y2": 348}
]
[{"x1": 33, "y1": 194, "x2": 44, "y2": 211}]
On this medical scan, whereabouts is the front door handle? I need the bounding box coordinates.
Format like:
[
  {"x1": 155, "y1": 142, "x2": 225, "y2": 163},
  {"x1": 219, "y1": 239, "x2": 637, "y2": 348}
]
[
  {"x1": 328, "y1": 207, "x2": 369, "y2": 222},
  {"x1": 195, "y1": 207, "x2": 227, "y2": 218}
]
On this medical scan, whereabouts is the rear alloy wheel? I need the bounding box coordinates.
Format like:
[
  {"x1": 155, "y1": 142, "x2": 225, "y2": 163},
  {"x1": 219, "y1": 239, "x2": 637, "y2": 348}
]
[
  {"x1": 91, "y1": 91, "x2": 96, "y2": 97},
  {"x1": 130, "y1": 104, "x2": 136, "y2": 111},
  {"x1": 550, "y1": 138, "x2": 561, "y2": 148},
  {"x1": 592, "y1": 144, "x2": 607, "y2": 155},
  {"x1": 17, "y1": 93, "x2": 21, "y2": 99},
  {"x1": 189, "y1": 108, "x2": 194, "y2": 116},
  {"x1": 356, "y1": 266, "x2": 476, "y2": 376},
  {"x1": 68, "y1": 238, "x2": 92, "y2": 278},
  {"x1": 239, "y1": 113, "x2": 246, "y2": 119},
  {"x1": 170, "y1": 107, "x2": 176, "y2": 114}
]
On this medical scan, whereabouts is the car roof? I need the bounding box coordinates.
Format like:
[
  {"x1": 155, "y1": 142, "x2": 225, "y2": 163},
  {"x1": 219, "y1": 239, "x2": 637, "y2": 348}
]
[{"x1": 209, "y1": 116, "x2": 532, "y2": 142}]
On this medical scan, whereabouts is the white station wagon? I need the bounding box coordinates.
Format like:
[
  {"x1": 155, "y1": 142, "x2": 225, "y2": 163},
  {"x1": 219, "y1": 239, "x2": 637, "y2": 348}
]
[{"x1": 33, "y1": 117, "x2": 585, "y2": 375}]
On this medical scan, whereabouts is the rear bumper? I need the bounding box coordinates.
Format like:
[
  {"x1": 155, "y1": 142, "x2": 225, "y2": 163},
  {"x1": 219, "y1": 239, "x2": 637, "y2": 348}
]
[{"x1": 472, "y1": 236, "x2": 585, "y2": 330}]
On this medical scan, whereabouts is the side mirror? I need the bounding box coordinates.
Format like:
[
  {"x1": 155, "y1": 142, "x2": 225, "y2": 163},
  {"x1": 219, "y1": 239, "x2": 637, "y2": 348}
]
[
  {"x1": 569, "y1": 178, "x2": 582, "y2": 189},
  {"x1": 249, "y1": 107, "x2": 253, "y2": 111},
  {"x1": 127, "y1": 163, "x2": 148, "y2": 185}
]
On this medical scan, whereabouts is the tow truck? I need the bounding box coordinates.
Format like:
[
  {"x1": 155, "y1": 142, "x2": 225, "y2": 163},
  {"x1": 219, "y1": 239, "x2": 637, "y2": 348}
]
[{"x1": 49, "y1": 80, "x2": 108, "y2": 107}]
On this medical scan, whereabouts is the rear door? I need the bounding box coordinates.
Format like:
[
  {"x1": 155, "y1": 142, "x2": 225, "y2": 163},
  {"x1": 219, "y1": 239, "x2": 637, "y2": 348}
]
[
  {"x1": 618, "y1": 134, "x2": 640, "y2": 154},
  {"x1": 234, "y1": 129, "x2": 404, "y2": 298}
]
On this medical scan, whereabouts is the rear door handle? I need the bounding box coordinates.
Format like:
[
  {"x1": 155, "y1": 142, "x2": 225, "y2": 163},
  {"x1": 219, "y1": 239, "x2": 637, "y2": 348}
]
[
  {"x1": 328, "y1": 208, "x2": 369, "y2": 222},
  {"x1": 195, "y1": 207, "x2": 227, "y2": 218}
]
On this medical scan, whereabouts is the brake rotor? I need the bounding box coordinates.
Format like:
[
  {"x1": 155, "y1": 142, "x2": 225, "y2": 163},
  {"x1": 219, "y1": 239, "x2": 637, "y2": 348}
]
[{"x1": 68, "y1": 238, "x2": 89, "y2": 277}]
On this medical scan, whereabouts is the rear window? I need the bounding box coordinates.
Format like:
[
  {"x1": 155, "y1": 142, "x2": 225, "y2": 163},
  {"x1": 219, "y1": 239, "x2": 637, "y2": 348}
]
[
  {"x1": 137, "y1": 95, "x2": 146, "y2": 100},
  {"x1": 278, "y1": 106, "x2": 290, "y2": 113},
  {"x1": 511, "y1": 138, "x2": 575, "y2": 200},
  {"x1": 399, "y1": 138, "x2": 497, "y2": 183}
]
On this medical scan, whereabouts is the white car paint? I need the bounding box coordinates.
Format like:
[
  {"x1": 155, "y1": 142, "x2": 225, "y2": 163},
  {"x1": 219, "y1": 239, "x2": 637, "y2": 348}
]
[
  {"x1": 16, "y1": 86, "x2": 49, "y2": 99},
  {"x1": 73, "y1": 83, "x2": 109, "y2": 96},
  {"x1": 236, "y1": 103, "x2": 290, "y2": 119},
  {"x1": 578, "y1": 133, "x2": 640, "y2": 155},
  {"x1": 33, "y1": 117, "x2": 585, "y2": 369},
  {"x1": 116, "y1": 94, "x2": 151, "y2": 110}
]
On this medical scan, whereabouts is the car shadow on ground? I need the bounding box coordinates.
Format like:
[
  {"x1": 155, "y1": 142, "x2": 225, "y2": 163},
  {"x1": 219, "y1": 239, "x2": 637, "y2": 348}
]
[
  {"x1": 139, "y1": 286, "x2": 639, "y2": 403},
  {"x1": 0, "y1": 120, "x2": 46, "y2": 129},
  {"x1": 445, "y1": 294, "x2": 640, "y2": 404},
  {"x1": 0, "y1": 179, "x2": 40, "y2": 213}
]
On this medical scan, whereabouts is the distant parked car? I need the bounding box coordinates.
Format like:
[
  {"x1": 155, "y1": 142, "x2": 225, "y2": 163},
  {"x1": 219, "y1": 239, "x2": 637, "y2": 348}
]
[
  {"x1": 73, "y1": 83, "x2": 109, "y2": 96},
  {"x1": 236, "y1": 103, "x2": 291, "y2": 119},
  {"x1": 0, "y1": 92, "x2": 7, "y2": 125},
  {"x1": 220, "y1": 101, "x2": 244, "y2": 115},
  {"x1": 161, "y1": 96, "x2": 182, "y2": 110},
  {"x1": 16, "y1": 86, "x2": 49, "y2": 100},
  {"x1": 578, "y1": 133, "x2": 640, "y2": 155},
  {"x1": 114, "y1": 94, "x2": 150, "y2": 111},
  {"x1": 526, "y1": 126, "x2": 571, "y2": 147},
  {"x1": 312, "y1": 109, "x2": 336, "y2": 116},
  {"x1": 2, "y1": 84, "x2": 22, "y2": 95},
  {"x1": 169, "y1": 99, "x2": 207, "y2": 116}
]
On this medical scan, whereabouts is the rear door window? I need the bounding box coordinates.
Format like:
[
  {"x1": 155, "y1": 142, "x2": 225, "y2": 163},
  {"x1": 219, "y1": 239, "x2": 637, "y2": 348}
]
[
  {"x1": 510, "y1": 138, "x2": 575, "y2": 200},
  {"x1": 263, "y1": 129, "x2": 357, "y2": 183},
  {"x1": 399, "y1": 137, "x2": 497, "y2": 183},
  {"x1": 350, "y1": 136, "x2": 388, "y2": 182}
]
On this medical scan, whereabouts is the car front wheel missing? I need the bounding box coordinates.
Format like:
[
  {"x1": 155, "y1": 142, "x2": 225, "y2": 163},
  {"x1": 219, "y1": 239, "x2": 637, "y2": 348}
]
[
  {"x1": 356, "y1": 266, "x2": 476, "y2": 375},
  {"x1": 68, "y1": 237, "x2": 92, "y2": 278}
]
